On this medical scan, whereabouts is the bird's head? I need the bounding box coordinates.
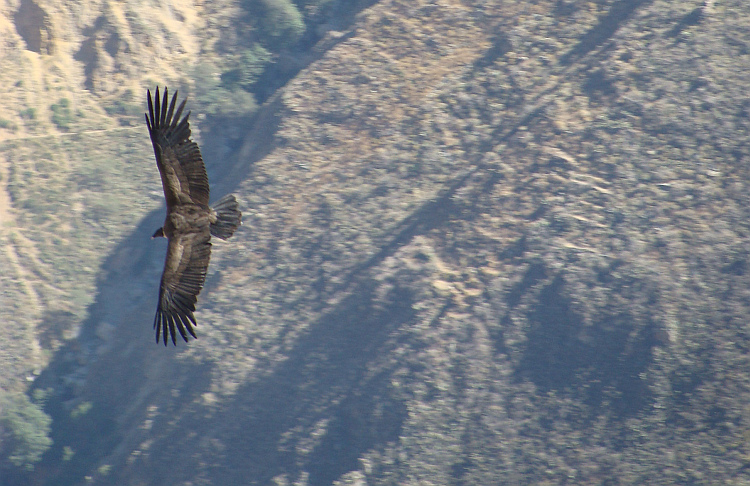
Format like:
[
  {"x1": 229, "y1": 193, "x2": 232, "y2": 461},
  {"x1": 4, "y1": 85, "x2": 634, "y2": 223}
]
[{"x1": 152, "y1": 227, "x2": 165, "y2": 239}]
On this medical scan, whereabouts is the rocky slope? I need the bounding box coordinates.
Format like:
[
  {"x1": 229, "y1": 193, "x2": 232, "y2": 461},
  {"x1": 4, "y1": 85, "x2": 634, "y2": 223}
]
[{"x1": 3, "y1": 0, "x2": 750, "y2": 484}]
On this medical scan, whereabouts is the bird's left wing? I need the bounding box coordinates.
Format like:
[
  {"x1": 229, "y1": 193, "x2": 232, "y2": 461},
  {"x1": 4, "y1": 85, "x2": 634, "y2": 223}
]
[
  {"x1": 145, "y1": 87, "x2": 210, "y2": 209},
  {"x1": 154, "y1": 231, "x2": 212, "y2": 345}
]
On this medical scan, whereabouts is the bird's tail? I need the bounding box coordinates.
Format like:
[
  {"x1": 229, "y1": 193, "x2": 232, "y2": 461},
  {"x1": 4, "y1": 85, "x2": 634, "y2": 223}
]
[{"x1": 210, "y1": 194, "x2": 242, "y2": 240}]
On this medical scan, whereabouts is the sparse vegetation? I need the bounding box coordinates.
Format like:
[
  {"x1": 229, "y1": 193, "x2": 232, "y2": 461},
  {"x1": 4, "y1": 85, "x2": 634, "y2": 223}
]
[
  {"x1": 103, "y1": 90, "x2": 141, "y2": 125},
  {"x1": 19, "y1": 108, "x2": 36, "y2": 120},
  {"x1": 0, "y1": 118, "x2": 17, "y2": 130},
  {"x1": 70, "y1": 402, "x2": 93, "y2": 419}
]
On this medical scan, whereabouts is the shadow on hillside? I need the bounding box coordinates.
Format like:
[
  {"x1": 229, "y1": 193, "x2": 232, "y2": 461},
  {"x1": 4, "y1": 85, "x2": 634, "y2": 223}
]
[
  {"x1": 559, "y1": 0, "x2": 655, "y2": 65},
  {"x1": 24, "y1": 208, "x2": 180, "y2": 485},
  {"x1": 241, "y1": 0, "x2": 380, "y2": 104},
  {"x1": 119, "y1": 165, "x2": 483, "y2": 484},
  {"x1": 146, "y1": 281, "x2": 413, "y2": 485},
  {"x1": 515, "y1": 273, "x2": 657, "y2": 420}
]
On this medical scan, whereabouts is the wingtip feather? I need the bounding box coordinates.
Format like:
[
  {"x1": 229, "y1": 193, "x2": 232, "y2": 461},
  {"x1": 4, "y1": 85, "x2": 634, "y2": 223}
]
[
  {"x1": 154, "y1": 87, "x2": 161, "y2": 127},
  {"x1": 161, "y1": 88, "x2": 169, "y2": 128},
  {"x1": 173, "y1": 99, "x2": 187, "y2": 129},
  {"x1": 166, "y1": 90, "x2": 178, "y2": 127},
  {"x1": 168, "y1": 315, "x2": 177, "y2": 346}
]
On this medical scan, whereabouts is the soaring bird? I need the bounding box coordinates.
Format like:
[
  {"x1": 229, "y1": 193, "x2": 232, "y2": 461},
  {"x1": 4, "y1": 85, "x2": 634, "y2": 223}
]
[{"x1": 145, "y1": 87, "x2": 242, "y2": 345}]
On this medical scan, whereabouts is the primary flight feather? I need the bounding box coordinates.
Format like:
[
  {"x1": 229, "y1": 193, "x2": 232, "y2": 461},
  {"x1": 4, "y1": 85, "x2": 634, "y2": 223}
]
[{"x1": 145, "y1": 87, "x2": 242, "y2": 346}]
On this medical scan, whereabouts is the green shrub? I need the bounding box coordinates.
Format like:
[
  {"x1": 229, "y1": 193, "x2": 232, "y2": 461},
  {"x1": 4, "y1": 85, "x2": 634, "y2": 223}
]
[
  {"x1": 221, "y1": 45, "x2": 273, "y2": 91},
  {"x1": 192, "y1": 63, "x2": 259, "y2": 117},
  {"x1": 0, "y1": 392, "x2": 53, "y2": 469},
  {"x1": 19, "y1": 107, "x2": 36, "y2": 120},
  {"x1": 104, "y1": 99, "x2": 138, "y2": 117},
  {"x1": 50, "y1": 98, "x2": 73, "y2": 130},
  {"x1": 256, "y1": 0, "x2": 305, "y2": 49},
  {"x1": 71, "y1": 401, "x2": 92, "y2": 419},
  {"x1": 62, "y1": 446, "x2": 74, "y2": 461}
]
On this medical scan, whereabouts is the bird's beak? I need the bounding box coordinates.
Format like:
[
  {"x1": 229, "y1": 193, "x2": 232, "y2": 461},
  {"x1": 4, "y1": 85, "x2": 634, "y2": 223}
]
[{"x1": 152, "y1": 228, "x2": 164, "y2": 239}]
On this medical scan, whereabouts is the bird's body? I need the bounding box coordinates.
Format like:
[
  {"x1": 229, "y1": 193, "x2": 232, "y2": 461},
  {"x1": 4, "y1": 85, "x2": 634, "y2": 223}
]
[
  {"x1": 162, "y1": 204, "x2": 210, "y2": 237},
  {"x1": 145, "y1": 87, "x2": 241, "y2": 346}
]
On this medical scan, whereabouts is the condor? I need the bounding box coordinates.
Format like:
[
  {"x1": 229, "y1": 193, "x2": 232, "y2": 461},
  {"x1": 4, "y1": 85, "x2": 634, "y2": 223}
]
[{"x1": 145, "y1": 87, "x2": 241, "y2": 345}]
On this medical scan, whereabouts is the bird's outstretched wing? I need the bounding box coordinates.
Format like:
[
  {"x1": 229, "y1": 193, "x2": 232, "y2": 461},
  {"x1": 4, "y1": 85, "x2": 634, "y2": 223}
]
[
  {"x1": 154, "y1": 231, "x2": 212, "y2": 345},
  {"x1": 145, "y1": 87, "x2": 210, "y2": 208}
]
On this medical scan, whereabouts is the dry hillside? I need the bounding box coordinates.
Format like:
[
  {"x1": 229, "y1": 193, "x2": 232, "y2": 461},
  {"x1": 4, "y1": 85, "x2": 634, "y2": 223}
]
[{"x1": 3, "y1": 0, "x2": 750, "y2": 485}]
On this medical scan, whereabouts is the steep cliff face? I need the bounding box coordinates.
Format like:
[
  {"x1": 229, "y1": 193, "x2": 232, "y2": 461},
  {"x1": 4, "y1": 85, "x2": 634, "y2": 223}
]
[{"x1": 4, "y1": 0, "x2": 750, "y2": 484}]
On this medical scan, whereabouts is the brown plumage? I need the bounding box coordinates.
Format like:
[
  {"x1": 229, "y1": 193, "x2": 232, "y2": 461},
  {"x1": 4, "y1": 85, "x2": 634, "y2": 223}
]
[{"x1": 145, "y1": 87, "x2": 242, "y2": 346}]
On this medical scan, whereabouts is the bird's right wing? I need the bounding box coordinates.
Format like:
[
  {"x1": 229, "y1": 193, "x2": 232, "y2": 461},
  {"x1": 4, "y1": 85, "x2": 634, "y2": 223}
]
[
  {"x1": 154, "y1": 231, "x2": 212, "y2": 345},
  {"x1": 145, "y1": 87, "x2": 210, "y2": 209}
]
